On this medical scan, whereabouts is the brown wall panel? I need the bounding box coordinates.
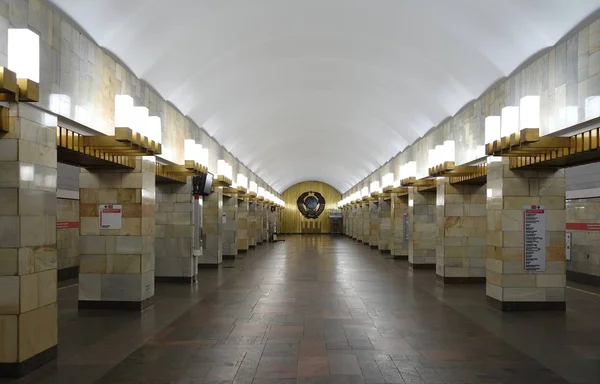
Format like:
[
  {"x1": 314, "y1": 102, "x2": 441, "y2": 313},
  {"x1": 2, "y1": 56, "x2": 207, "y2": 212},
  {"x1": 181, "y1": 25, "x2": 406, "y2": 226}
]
[{"x1": 282, "y1": 181, "x2": 341, "y2": 233}]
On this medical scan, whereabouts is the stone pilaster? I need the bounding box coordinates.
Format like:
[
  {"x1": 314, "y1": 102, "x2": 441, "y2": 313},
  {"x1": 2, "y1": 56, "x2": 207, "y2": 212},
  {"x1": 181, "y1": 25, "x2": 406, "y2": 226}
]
[
  {"x1": 237, "y1": 197, "x2": 249, "y2": 252},
  {"x1": 248, "y1": 201, "x2": 257, "y2": 247},
  {"x1": 200, "y1": 187, "x2": 223, "y2": 267},
  {"x1": 351, "y1": 207, "x2": 358, "y2": 239},
  {"x1": 369, "y1": 201, "x2": 379, "y2": 248},
  {"x1": 0, "y1": 105, "x2": 58, "y2": 377},
  {"x1": 256, "y1": 203, "x2": 264, "y2": 245},
  {"x1": 435, "y1": 179, "x2": 486, "y2": 284},
  {"x1": 486, "y1": 159, "x2": 566, "y2": 311},
  {"x1": 408, "y1": 187, "x2": 436, "y2": 268},
  {"x1": 78, "y1": 158, "x2": 155, "y2": 310},
  {"x1": 261, "y1": 204, "x2": 269, "y2": 243},
  {"x1": 378, "y1": 197, "x2": 392, "y2": 252},
  {"x1": 361, "y1": 203, "x2": 370, "y2": 244},
  {"x1": 222, "y1": 193, "x2": 238, "y2": 259},
  {"x1": 391, "y1": 193, "x2": 409, "y2": 259},
  {"x1": 155, "y1": 180, "x2": 197, "y2": 283}
]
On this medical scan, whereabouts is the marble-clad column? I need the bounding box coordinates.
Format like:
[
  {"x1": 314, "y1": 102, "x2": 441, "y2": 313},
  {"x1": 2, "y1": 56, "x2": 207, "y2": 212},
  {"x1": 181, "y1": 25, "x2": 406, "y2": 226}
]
[
  {"x1": 248, "y1": 201, "x2": 257, "y2": 247},
  {"x1": 486, "y1": 158, "x2": 566, "y2": 311},
  {"x1": 222, "y1": 193, "x2": 238, "y2": 259},
  {"x1": 408, "y1": 187, "x2": 436, "y2": 268},
  {"x1": 361, "y1": 203, "x2": 370, "y2": 244},
  {"x1": 378, "y1": 197, "x2": 392, "y2": 253},
  {"x1": 237, "y1": 197, "x2": 249, "y2": 252},
  {"x1": 391, "y1": 193, "x2": 409, "y2": 259},
  {"x1": 78, "y1": 157, "x2": 156, "y2": 310},
  {"x1": 350, "y1": 204, "x2": 360, "y2": 240},
  {"x1": 435, "y1": 178, "x2": 486, "y2": 284},
  {"x1": 0, "y1": 105, "x2": 58, "y2": 376},
  {"x1": 261, "y1": 204, "x2": 269, "y2": 243},
  {"x1": 155, "y1": 179, "x2": 197, "y2": 283},
  {"x1": 200, "y1": 187, "x2": 223, "y2": 267},
  {"x1": 369, "y1": 201, "x2": 379, "y2": 248},
  {"x1": 256, "y1": 203, "x2": 264, "y2": 245}
]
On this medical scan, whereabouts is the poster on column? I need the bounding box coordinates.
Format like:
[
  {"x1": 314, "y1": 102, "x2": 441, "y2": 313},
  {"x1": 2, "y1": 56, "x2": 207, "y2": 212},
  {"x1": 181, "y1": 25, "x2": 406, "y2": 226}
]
[
  {"x1": 522, "y1": 205, "x2": 545, "y2": 271},
  {"x1": 99, "y1": 204, "x2": 122, "y2": 229}
]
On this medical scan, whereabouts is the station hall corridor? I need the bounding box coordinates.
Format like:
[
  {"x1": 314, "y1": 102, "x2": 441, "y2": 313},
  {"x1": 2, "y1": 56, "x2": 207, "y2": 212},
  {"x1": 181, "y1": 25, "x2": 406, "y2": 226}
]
[{"x1": 2, "y1": 235, "x2": 598, "y2": 384}]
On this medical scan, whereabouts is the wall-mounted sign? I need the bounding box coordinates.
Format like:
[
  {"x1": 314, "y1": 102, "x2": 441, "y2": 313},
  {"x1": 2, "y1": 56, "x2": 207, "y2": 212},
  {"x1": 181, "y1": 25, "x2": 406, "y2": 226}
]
[
  {"x1": 99, "y1": 204, "x2": 122, "y2": 229},
  {"x1": 523, "y1": 205, "x2": 545, "y2": 271},
  {"x1": 222, "y1": 213, "x2": 227, "y2": 224}
]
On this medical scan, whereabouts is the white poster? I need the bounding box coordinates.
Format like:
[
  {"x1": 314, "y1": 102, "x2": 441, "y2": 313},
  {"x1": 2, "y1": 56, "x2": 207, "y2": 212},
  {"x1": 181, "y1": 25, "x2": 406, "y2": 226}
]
[
  {"x1": 99, "y1": 204, "x2": 122, "y2": 229},
  {"x1": 522, "y1": 205, "x2": 546, "y2": 272}
]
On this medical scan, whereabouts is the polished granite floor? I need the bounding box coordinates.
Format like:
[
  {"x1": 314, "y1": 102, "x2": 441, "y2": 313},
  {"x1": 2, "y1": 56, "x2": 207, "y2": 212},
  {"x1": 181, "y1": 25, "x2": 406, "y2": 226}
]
[{"x1": 3, "y1": 235, "x2": 600, "y2": 384}]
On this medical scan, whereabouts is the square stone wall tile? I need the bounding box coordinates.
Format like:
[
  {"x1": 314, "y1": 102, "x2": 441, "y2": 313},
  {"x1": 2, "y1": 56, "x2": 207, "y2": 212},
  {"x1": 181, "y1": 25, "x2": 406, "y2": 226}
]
[
  {"x1": 101, "y1": 274, "x2": 142, "y2": 302},
  {"x1": 19, "y1": 273, "x2": 38, "y2": 313},
  {"x1": 0, "y1": 314, "x2": 18, "y2": 362},
  {"x1": 38, "y1": 269, "x2": 57, "y2": 307},
  {"x1": 0, "y1": 248, "x2": 18, "y2": 276},
  {"x1": 18, "y1": 303, "x2": 57, "y2": 361},
  {"x1": 78, "y1": 273, "x2": 101, "y2": 301},
  {"x1": 107, "y1": 254, "x2": 141, "y2": 274}
]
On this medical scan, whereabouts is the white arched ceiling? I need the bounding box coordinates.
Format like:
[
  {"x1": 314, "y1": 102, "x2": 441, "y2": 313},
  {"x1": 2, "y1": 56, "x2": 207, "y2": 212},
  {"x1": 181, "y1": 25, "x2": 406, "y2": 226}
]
[{"x1": 49, "y1": 0, "x2": 600, "y2": 192}]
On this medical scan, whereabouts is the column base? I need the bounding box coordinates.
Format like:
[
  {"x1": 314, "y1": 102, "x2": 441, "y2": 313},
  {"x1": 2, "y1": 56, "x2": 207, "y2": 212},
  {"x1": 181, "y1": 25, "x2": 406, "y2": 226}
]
[
  {"x1": 155, "y1": 275, "x2": 197, "y2": 284},
  {"x1": 57, "y1": 266, "x2": 79, "y2": 282},
  {"x1": 238, "y1": 249, "x2": 248, "y2": 253},
  {"x1": 379, "y1": 249, "x2": 391, "y2": 254},
  {"x1": 436, "y1": 275, "x2": 485, "y2": 284},
  {"x1": 370, "y1": 245, "x2": 378, "y2": 249},
  {"x1": 393, "y1": 255, "x2": 408, "y2": 260},
  {"x1": 198, "y1": 263, "x2": 219, "y2": 269},
  {"x1": 409, "y1": 263, "x2": 436, "y2": 270},
  {"x1": 566, "y1": 270, "x2": 600, "y2": 287},
  {"x1": 487, "y1": 296, "x2": 566, "y2": 312},
  {"x1": 0, "y1": 345, "x2": 57, "y2": 378},
  {"x1": 223, "y1": 255, "x2": 236, "y2": 260},
  {"x1": 79, "y1": 297, "x2": 154, "y2": 310}
]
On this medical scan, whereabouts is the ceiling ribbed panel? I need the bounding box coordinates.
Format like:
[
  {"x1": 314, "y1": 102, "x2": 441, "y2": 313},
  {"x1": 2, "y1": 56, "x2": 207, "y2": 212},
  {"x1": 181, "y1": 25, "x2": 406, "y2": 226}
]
[{"x1": 49, "y1": 0, "x2": 600, "y2": 192}]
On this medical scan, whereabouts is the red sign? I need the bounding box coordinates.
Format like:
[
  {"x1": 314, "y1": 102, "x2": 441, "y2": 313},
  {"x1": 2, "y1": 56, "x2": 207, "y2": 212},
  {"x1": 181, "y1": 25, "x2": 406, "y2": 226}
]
[
  {"x1": 566, "y1": 223, "x2": 600, "y2": 231},
  {"x1": 56, "y1": 221, "x2": 79, "y2": 229}
]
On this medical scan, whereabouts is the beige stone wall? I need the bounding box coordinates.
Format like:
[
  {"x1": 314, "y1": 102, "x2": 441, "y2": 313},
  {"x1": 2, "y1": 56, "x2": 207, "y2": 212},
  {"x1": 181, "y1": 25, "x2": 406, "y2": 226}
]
[
  {"x1": 57, "y1": 198, "x2": 79, "y2": 271},
  {"x1": 78, "y1": 158, "x2": 155, "y2": 303},
  {"x1": 391, "y1": 194, "x2": 409, "y2": 257},
  {"x1": 436, "y1": 179, "x2": 486, "y2": 280},
  {"x1": 566, "y1": 198, "x2": 600, "y2": 277},
  {"x1": 0, "y1": 104, "x2": 58, "y2": 364},
  {"x1": 237, "y1": 198, "x2": 249, "y2": 252},
  {"x1": 201, "y1": 188, "x2": 223, "y2": 265},
  {"x1": 378, "y1": 198, "x2": 392, "y2": 251},
  {"x1": 222, "y1": 194, "x2": 238, "y2": 257},
  {"x1": 155, "y1": 181, "x2": 196, "y2": 278},
  {"x1": 486, "y1": 159, "x2": 566, "y2": 304},
  {"x1": 408, "y1": 188, "x2": 436, "y2": 266}
]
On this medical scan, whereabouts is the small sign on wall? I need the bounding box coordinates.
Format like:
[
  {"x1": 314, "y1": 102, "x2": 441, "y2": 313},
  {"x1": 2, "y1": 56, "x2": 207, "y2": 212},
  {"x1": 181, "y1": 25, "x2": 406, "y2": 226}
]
[
  {"x1": 99, "y1": 204, "x2": 122, "y2": 229},
  {"x1": 523, "y1": 205, "x2": 546, "y2": 272},
  {"x1": 222, "y1": 213, "x2": 227, "y2": 224}
]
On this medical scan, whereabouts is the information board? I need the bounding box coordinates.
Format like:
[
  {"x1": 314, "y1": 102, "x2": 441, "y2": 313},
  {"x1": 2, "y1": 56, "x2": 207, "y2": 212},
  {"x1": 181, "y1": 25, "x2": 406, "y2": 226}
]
[
  {"x1": 99, "y1": 204, "x2": 122, "y2": 229},
  {"x1": 522, "y1": 205, "x2": 545, "y2": 271}
]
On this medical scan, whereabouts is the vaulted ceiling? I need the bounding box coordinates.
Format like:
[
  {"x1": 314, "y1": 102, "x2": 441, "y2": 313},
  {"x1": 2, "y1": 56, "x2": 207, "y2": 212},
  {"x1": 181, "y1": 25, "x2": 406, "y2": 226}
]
[{"x1": 49, "y1": 0, "x2": 600, "y2": 192}]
